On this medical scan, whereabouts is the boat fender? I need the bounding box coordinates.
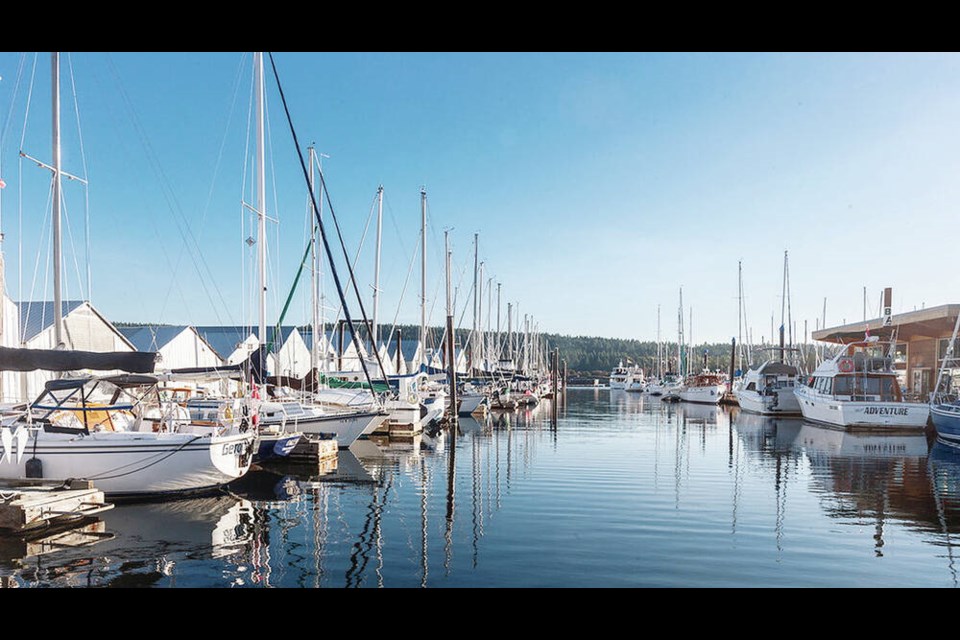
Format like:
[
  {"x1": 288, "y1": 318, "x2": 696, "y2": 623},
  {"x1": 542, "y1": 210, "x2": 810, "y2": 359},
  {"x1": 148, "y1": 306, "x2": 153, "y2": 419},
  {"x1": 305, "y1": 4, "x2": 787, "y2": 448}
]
[
  {"x1": 224, "y1": 405, "x2": 233, "y2": 420},
  {"x1": 25, "y1": 457, "x2": 43, "y2": 479}
]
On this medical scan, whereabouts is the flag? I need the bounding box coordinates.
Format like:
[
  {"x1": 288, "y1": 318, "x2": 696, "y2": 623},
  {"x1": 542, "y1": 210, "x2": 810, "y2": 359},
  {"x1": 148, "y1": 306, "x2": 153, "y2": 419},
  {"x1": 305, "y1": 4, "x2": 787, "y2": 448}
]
[
  {"x1": 865, "y1": 325, "x2": 870, "y2": 338},
  {"x1": 251, "y1": 380, "x2": 260, "y2": 427},
  {"x1": 0, "y1": 177, "x2": 6, "y2": 189}
]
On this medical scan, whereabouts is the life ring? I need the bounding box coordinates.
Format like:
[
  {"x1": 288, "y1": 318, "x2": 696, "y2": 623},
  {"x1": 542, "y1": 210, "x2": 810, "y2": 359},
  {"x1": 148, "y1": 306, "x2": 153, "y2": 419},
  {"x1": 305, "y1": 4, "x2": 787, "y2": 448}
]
[
  {"x1": 408, "y1": 393, "x2": 418, "y2": 405},
  {"x1": 838, "y1": 358, "x2": 854, "y2": 373}
]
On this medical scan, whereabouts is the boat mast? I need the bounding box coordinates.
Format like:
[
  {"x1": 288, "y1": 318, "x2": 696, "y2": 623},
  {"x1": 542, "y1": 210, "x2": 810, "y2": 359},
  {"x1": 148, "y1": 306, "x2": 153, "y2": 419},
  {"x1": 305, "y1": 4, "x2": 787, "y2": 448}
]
[
  {"x1": 52, "y1": 52, "x2": 63, "y2": 348},
  {"x1": 472, "y1": 232, "x2": 478, "y2": 375},
  {"x1": 477, "y1": 261, "x2": 484, "y2": 374},
  {"x1": 656, "y1": 304, "x2": 661, "y2": 378},
  {"x1": 737, "y1": 260, "x2": 743, "y2": 371},
  {"x1": 496, "y1": 282, "x2": 501, "y2": 365},
  {"x1": 253, "y1": 52, "x2": 269, "y2": 391},
  {"x1": 373, "y1": 184, "x2": 383, "y2": 374},
  {"x1": 308, "y1": 146, "x2": 318, "y2": 376},
  {"x1": 420, "y1": 187, "x2": 427, "y2": 369},
  {"x1": 444, "y1": 230, "x2": 458, "y2": 421},
  {"x1": 677, "y1": 287, "x2": 684, "y2": 376}
]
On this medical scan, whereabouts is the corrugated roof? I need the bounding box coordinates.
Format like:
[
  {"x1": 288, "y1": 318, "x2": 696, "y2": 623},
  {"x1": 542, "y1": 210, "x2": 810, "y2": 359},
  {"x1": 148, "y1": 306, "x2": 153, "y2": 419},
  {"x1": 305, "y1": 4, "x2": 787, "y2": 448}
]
[
  {"x1": 193, "y1": 325, "x2": 304, "y2": 359},
  {"x1": 117, "y1": 325, "x2": 187, "y2": 352},
  {"x1": 17, "y1": 300, "x2": 86, "y2": 342}
]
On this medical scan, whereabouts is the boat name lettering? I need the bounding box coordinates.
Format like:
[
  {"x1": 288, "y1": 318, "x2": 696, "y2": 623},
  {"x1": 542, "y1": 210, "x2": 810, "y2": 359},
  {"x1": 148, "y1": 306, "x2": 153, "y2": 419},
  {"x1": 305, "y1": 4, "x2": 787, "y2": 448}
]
[
  {"x1": 222, "y1": 442, "x2": 245, "y2": 455},
  {"x1": 862, "y1": 407, "x2": 908, "y2": 416}
]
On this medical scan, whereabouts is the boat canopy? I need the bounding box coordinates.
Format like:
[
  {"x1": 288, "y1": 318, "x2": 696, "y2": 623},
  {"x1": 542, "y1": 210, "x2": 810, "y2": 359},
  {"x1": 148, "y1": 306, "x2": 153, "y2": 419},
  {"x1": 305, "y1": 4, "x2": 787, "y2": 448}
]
[{"x1": 756, "y1": 362, "x2": 798, "y2": 376}]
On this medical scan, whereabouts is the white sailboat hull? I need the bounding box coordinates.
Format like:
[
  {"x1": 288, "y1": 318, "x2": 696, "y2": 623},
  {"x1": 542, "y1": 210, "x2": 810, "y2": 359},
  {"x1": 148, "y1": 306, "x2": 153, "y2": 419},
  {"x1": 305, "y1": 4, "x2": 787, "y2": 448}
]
[
  {"x1": 0, "y1": 428, "x2": 255, "y2": 497},
  {"x1": 273, "y1": 410, "x2": 388, "y2": 448},
  {"x1": 794, "y1": 387, "x2": 930, "y2": 428}
]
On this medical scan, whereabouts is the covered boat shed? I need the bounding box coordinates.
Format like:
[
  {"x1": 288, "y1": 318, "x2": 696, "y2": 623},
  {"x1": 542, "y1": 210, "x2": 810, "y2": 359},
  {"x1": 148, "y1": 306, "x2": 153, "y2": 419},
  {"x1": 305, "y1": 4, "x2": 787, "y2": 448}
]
[{"x1": 812, "y1": 303, "x2": 960, "y2": 398}]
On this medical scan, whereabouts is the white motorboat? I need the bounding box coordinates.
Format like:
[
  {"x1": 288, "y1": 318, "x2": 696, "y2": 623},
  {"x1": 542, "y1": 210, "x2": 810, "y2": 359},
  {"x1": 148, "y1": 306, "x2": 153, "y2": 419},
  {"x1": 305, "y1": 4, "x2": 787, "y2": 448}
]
[
  {"x1": 678, "y1": 372, "x2": 726, "y2": 404},
  {"x1": 793, "y1": 337, "x2": 929, "y2": 429},
  {"x1": 609, "y1": 361, "x2": 642, "y2": 390},
  {"x1": 735, "y1": 361, "x2": 802, "y2": 415}
]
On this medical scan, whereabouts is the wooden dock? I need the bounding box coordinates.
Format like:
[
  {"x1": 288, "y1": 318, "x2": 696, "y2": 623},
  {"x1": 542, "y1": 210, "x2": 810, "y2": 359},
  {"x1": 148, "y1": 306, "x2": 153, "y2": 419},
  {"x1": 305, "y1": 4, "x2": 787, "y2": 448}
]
[
  {"x1": 273, "y1": 435, "x2": 339, "y2": 468},
  {"x1": 0, "y1": 479, "x2": 113, "y2": 535}
]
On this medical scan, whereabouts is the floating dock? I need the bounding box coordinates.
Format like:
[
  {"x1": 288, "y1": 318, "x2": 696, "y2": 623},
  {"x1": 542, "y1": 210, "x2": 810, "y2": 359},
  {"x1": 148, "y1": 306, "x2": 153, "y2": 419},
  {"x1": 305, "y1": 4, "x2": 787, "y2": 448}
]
[
  {"x1": 0, "y1": 479, "x2": 113, "y2": 535},
  {"x1": 268, "y1": 435, "x2": 339, "y2": 470}
]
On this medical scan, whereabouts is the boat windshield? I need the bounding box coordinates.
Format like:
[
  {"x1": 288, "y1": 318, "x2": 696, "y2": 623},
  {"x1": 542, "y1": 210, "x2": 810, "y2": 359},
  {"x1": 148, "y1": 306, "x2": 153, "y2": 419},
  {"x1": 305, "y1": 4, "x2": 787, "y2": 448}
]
[{"x1": 832, "y1": 374, "x2": 902, "y2": 402}]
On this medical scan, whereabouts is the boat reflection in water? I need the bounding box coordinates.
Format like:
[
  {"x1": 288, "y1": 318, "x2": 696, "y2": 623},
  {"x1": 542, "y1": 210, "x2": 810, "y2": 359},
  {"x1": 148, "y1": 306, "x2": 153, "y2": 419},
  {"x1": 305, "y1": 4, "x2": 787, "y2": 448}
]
[
  {"x1": 775, "y1": 418, "x2": 932, "y2": 557},
  {"x1": 0, "y1": 493, "x2": 256, "y2": 587}
]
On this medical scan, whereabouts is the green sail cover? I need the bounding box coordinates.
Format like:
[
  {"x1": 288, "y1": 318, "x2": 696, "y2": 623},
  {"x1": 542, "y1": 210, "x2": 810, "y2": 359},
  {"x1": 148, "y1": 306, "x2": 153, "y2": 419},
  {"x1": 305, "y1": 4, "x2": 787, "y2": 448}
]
[{"x1": 319, "y1": 372, "x2": 391, "y2": 393}]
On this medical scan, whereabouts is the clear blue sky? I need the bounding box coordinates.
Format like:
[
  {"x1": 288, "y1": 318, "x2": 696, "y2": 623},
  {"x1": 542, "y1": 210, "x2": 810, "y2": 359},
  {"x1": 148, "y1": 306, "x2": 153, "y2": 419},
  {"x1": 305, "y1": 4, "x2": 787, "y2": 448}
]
[{"x1": 1, "y1": 51, "x2": 958, "y2": 345}]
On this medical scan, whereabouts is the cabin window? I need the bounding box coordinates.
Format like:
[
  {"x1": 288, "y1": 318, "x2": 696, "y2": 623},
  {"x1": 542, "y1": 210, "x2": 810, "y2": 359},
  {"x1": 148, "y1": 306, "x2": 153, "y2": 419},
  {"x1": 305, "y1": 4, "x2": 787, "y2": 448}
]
[
  {"x1": 832, "y1": 376, "x2": 851, "y2": 396},
  {"x1": 746, "y1": 382, "x2": 756, "y2": 391}
]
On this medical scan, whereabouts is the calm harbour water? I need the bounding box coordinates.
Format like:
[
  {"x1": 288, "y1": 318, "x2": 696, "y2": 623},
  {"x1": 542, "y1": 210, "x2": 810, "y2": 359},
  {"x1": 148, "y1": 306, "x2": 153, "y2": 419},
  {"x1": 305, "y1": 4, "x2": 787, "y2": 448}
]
[{"x1": 5, "y1": 387, "x2": 960, "y2": 588}]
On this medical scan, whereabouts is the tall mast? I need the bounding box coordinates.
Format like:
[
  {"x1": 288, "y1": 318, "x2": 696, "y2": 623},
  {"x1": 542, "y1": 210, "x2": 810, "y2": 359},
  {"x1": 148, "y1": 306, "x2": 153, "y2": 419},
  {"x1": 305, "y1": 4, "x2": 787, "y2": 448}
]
[
  {"x1": 477, "y1": 260, "x2": 483, "y2": 374},
  {"x1": 254, "y1": 52, "x2": 267, "y2": 369},
  {"x1": 472, "y1": 232, "x2": 478, "y2": 375},
  {"x1": 496, "y1": 282, "x2": 501, "y2": 363},
  {"x1": 420, "y1": 187, "x2": 427, "y2": 368},
  {"x1": 737, "y1": 260, "x2": 743, "y2": 371},
  {"x1": 52, "y1": 52, "x2": 63, "y2": 347},
  {"x1": 656, "y1": 304, "x2": 661, "y2": 378},
  {"x1": 678, "y1": 287, "x2": 684, "y2": 375},
  {"x1": 372, "y1": 184, "x2": 383, "y2": 368},
  {"x1": 507, "y1": 302, "x2": 513, "y2": 362},
  {"x1": 444, "y1": 230, "x2": 458, "y2": 422},
  {"x1": 317, "y1": 150, "x2": 327, "y2": 371},
  {"x1": 308, "y1": 146, "x2": 318, "y2": 375}
]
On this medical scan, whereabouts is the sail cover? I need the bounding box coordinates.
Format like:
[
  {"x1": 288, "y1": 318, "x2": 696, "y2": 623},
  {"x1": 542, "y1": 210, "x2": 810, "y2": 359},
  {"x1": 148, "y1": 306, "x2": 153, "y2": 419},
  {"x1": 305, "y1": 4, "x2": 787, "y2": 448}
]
[{"x1": 0, "y1": 346, "x2": 157, "y2": 373}]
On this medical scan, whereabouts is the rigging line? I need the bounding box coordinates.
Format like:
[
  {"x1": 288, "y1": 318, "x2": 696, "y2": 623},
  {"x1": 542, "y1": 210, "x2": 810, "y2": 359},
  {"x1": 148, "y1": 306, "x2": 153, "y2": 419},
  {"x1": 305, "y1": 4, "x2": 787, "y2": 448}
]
[
  {"x1": 103, "y1": 53, "x2": 234, "y2": 328},
  {"x1": 17, "y1": 53, "x2": 39, "y2": 309},
  {"x1": 65, "y1": 53, "x2": 92, "y2": 301},
  {"x1": 266, "y1": 52, "x2": 381, "y2": 396},
  {"x1": 329, "y1": 189, "x2": 379, "y2": 329},
  {"x1": 23, "y1": 178, "x2": 54, "y2": 344},
  {"x1": 59, "y1": 196, "x2": 85, "y2": 305},
  {"x1": 385, "y1": 233, "x2": 421, "y2": 356},
  {"x1": 1, "y1": 53, "x2": 28, "y2": 235}
]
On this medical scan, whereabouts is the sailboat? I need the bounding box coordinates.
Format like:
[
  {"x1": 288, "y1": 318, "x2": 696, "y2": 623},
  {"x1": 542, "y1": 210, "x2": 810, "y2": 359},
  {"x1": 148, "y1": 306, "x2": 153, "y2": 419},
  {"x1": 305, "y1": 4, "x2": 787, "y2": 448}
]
[
  {"x1": 0, "y1": 363, "x2": 255, "y2": 496},
  {"x1": 0, "y1": 53, "x2": 255, "y2": 497},
  {"x1": 931, "y1": 308, "x2": 960, "y2": 443}
]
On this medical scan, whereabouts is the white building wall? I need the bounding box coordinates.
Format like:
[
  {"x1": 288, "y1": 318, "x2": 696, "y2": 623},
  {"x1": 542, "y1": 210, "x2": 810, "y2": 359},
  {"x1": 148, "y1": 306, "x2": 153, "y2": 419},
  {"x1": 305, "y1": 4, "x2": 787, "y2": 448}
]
[
  {"x1": 275, "y1": 329, "x2": 311, "y2": 378},
  {"x1": 155, "y1": 328, "x2": 223, "y2": 370},
  {"x1": 0, "y1": 293, "x2": 21, "y2": 404}
]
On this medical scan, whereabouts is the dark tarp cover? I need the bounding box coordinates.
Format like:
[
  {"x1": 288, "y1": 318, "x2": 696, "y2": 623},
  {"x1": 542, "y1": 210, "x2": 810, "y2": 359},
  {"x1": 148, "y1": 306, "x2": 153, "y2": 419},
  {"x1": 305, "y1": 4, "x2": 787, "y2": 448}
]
[{"x1": 0, "y1": 346, "x2": 157, "y2": 373}]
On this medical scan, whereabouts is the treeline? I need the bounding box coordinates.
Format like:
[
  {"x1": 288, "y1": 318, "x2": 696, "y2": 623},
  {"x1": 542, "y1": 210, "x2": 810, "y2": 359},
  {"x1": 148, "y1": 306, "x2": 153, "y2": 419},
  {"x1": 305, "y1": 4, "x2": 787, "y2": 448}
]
[
  {"x1": 117, "y1": 319, "x2": 798, "y2": 375},
  {"x1": 538, "y1": 334, "x2": 741, "y2": 376}
]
